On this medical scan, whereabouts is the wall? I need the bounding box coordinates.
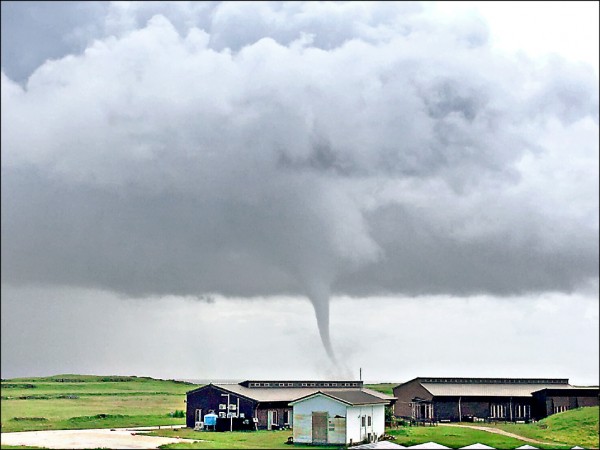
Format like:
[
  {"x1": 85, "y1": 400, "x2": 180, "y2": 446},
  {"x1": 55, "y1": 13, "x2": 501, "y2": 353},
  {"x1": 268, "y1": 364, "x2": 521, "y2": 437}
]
[
  {"x1": 292, "y1": 395, "x2": 347, "y2": 444},
  {"x1": 533, "y1": 390, "x2": 600, "y2": 418},
  {"x1": 434, "y1": 396, "x2": 534, "y2": 421},
  {"x1": 393, "y1": 379, "x2": 433, "y2": 418},
  {"x1": 186, "y1": 385, "x2": 256, "y2": 429},
  {"x1": 346, "y1": 404, "x2": 385, "y2": 445},
  {"x1": 256, "y1": 402, "x2": 293, "y2": 430}
]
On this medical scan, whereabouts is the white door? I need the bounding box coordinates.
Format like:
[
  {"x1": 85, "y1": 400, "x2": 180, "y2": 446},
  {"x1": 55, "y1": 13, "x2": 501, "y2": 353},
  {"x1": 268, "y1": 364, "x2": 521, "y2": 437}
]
[{"x1": 267, "y1": 410, "x2": 277, "y2": 430}]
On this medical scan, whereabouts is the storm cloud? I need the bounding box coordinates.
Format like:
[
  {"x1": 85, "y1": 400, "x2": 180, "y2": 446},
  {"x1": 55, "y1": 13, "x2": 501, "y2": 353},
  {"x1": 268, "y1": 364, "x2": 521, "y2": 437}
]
[{"x1": 2, "y1": 2, "x2": 598, "y2": 360}]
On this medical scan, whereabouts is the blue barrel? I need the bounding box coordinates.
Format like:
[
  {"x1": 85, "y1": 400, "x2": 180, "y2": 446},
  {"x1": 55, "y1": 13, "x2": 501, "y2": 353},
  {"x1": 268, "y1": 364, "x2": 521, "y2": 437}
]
[{"x1": 204, "y1": 413, "x2": 218, "y2": 426}]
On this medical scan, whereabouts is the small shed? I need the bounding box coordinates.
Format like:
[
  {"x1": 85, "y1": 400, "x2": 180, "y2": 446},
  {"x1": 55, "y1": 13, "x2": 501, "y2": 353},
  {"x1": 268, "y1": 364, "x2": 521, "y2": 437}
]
[{"x1": 289, "y1": 390, "x2": 388, "y2": 445}]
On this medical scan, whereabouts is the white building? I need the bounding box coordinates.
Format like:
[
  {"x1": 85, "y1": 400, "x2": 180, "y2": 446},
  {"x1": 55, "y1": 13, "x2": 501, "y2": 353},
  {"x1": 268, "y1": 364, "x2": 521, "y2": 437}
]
[{"x1": 289, "y1": 390, "x2": 389, "y2": 445}]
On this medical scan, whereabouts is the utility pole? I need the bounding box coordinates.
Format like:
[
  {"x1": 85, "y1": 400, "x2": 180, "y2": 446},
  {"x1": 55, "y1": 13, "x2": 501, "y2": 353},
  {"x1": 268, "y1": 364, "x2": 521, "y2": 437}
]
[{"x1": 360, "y1": 367, "x2": 362, "y2": 381}]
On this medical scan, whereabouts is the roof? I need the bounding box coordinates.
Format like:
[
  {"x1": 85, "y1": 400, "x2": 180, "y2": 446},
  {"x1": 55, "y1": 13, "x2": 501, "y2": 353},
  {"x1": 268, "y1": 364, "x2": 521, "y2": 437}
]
[
  {"x1": 362, "y1": 387, "x2": 397, "y2": 402},
  {"x1": 531, "y1": 386, "x2": 599, "y2": 395},
  {"x1": 406, "y1": 442, "x2": 450, "y2": 449},
  {"x1": 202, "y1": 383, "x2": 394, "y2": 404},
  {"x1": 459, "y1": 444, "x2": 496, "y2": 449},
  {"x1": 239, "y1": 380, "x2": 363, "y2": 388},
  {"x1": 420, "y1": 382, "x2": 571, "y2": 397},
  {"x1": 396, "y1": 377, "x2": 573, "y2": 398},
  {"x1": 290, "y1": 389, "x2": 390, "y2": 406},
  {"x1": 413, "y1": 377, "x2": 569, "y2": 385}
]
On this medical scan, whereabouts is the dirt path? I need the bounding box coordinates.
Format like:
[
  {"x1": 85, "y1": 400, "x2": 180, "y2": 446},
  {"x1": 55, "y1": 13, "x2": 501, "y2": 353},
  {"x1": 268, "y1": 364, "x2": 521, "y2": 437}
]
[
  {"x1": 0, "y1": 425, "x2": 199, "y2": 449},
  {"x1": 439, "y1": 423, "x2": 559, "y2": 446}
]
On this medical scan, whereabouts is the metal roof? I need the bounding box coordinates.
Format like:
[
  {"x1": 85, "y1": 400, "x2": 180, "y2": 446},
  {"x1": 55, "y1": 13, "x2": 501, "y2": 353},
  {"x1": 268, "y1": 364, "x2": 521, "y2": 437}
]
[
  {"x1": 421, "y1": 382, "x2": 572, "y2": 397},
  {"x1": 416, "y1": 377, "x2": 568, "y2": 385},
  {"x1": 239, "y1": 380, "x2": 362, "y2": 388},
  {"x1": 212, "y1": 383, "x2": 394, "y2": 404},
  {"x1": 362, "y1": 387, "x2": 397, "y2": 402},
  {"x1": 290, "y1": 389, "x2": 389, "y2": 406}
]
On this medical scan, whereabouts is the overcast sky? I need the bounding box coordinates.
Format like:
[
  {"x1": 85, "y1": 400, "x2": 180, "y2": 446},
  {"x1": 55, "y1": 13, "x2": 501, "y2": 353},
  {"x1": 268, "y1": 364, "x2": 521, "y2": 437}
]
[{"x1": 1, "y1": 1, "x2": 598, "y2": 385}]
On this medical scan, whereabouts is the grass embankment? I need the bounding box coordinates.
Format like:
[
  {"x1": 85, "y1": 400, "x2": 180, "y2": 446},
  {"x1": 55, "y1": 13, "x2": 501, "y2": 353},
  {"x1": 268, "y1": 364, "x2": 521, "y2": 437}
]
[
  {"x1": 1, "y1": 374, "x2": 201, "y2": 432},
  {"x1": 481, "y1": 406, "x2": 599, "y2": 449},
  {"x1": 364, "y1": 383, "x2": 396, "y2": 396}
]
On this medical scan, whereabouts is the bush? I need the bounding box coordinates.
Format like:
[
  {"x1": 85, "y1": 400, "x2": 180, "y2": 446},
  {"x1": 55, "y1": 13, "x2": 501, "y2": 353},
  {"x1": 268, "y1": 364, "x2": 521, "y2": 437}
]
[
  {"x1": 11, "y1": 417, "x2": 48, "y2": 421},
  {"x1": 168, "y1": 410, "x2": 185, "y2": 418}
]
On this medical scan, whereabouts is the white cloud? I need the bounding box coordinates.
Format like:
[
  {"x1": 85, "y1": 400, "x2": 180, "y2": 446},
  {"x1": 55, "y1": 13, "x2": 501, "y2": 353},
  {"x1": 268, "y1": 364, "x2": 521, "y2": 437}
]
[{"x1": 1, "y1": 2, "x2": 598, "y2": 371}]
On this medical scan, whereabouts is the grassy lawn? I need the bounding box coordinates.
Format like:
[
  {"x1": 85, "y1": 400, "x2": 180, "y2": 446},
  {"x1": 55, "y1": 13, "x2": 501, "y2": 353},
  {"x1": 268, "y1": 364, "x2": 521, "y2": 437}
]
[
  {"x1": 364, "y1": 383, "x2": 396, "y2": 396},
  {"x1": 1, "y1": 375, "x2": 200, "y2": 432},
  {"x1": 148, "y1": 429, "x2": 340, "y2": 449},
  {"x1": 476, "y1": 406, "x2": 599, "y2": 449},
  {"x1": 387, "y1": 425, "x2": 542, "y2": 449}
]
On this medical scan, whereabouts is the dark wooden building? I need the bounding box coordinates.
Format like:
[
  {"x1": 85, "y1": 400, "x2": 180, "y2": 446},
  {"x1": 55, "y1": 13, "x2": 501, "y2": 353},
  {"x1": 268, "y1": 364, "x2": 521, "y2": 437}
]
[
  {"x1": 393, "y1": 377, "x2": 599, "y2": 422},
  {"x1": 531, "y1": 387, "x2": 600, "y2": 418},
  {"x1": 186, "y1": 380, "x2": 395, "y2": 431}
]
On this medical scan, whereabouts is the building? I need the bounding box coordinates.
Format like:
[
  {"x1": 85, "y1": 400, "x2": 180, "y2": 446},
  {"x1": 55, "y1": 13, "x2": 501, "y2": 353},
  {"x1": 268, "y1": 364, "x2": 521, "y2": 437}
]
[
  {"x1": 393, "y1": 377, "x2": 599, "y2": 422},
  {"x1": 186, "y1": 380, "x2": 395, "y2": 431},
  {"x1": 531, "y1": 386, "x2": 600, "y2": 417},
  {"x1": 290, "y1": 390, "x2": 388, "y2": 445}
]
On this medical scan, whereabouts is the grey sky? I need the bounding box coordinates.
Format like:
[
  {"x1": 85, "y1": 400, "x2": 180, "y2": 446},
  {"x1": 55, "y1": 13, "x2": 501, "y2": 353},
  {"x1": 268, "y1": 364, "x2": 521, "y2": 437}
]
[{"x1": 1, "y1": 1, "x2": 598, "y2": 383}]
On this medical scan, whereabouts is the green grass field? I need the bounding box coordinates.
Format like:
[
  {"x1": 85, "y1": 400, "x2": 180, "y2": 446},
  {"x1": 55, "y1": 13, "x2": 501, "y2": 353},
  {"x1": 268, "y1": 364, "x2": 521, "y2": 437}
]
[
  {"x1": 478, "y1": 406, "x2": 599, "y2": 449},
  {"x1": 1, "y1": 376, "x2": 598, "y2": 449},
  {"x1": 1, "y1": 374, "x2": 200, "y2": 432},
  {"x1": 364, "y1": 383, "x2": 396, "y2": 396},
  {"x1": 147, "y1": 428, "x2": 340, "y2": 449},
  {"x1": 387, "y1": 425, "x2": 548, "y2": 449}
]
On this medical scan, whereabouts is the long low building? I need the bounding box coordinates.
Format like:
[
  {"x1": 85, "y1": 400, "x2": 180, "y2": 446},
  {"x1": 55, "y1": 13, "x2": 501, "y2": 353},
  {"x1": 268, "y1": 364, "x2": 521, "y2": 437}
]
[
  {"x1": 393, "y1": 377, "x2": 599, "y2": 422},
  {"x1": 186, "y1": 380, "x2": 396, "y2": 430}
]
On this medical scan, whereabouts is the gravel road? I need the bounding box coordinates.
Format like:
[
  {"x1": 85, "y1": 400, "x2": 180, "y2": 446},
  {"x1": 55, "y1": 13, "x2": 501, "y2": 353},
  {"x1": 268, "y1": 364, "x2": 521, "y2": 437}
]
[{"x1": 0, "y1": 425, "x2": 199, "y2": 449}]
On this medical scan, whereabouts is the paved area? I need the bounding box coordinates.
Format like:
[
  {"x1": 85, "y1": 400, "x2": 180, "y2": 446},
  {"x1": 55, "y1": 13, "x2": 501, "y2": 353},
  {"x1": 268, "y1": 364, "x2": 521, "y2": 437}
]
[
  {"x1": 439, "y1": 423, "x2": 556, "y2": 446},
  {"x1": 0, "y1": 425, "x2": 200, "y2": 449}
]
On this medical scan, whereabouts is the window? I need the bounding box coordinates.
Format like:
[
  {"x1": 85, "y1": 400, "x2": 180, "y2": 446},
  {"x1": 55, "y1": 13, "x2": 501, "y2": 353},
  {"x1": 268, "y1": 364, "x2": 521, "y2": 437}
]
[
  {"x1": 367, "y1": 416, "x2": 372, "y2": 426},
  {"x1": 219, "y1": 412, "x2": 226, "y2": 418},
  {"x1": 287, "y1": 383, "x2": 293, "y2": 387},
  {"x1": 271, "y1": 411, "x2": 278, "y2": 424},
  {"x1": 219, "y1": 404, "x2": 227, "y2": 410},
  {"x1": 283, "y1": 410, "x2": 290, "y2": 424},
  {"x1": 229, "y1": 404, "x2": 236, "y2": 410},
  {"x1": 279, "y1": 383, "x2": 285, "y2": 387},
  {"x1": 239, "y1": 413, "x2": 245, "y2": 418},
  {"x1": 490, "y1": 404, "x2": 505, "y2": 418},
  {"x1": 554, "y1": 406, "x2": 568, "y2": 413},
  {"x1": 302, "y1": 383, "x2": 307, "y2": 387},
  {"x1": 195, "y1": 409, "x2": 202, "y2": 422},
  {"x1": 324, "y1": 383, "x2": 330, "y2": 387},
  {"x1": 361, "y1": 416, "x2": 366, "y2": 427}
]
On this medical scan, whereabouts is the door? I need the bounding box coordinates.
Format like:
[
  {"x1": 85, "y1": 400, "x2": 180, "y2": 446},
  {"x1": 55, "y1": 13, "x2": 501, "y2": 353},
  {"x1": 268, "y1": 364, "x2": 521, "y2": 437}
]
[
  {"x1": 312, "y1": 412, "x2": 328, "y2": 444},
  {"x1": 268, "y1": 410, "x2": 278, "y2": 430}
]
